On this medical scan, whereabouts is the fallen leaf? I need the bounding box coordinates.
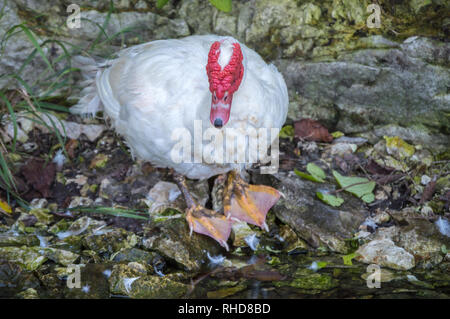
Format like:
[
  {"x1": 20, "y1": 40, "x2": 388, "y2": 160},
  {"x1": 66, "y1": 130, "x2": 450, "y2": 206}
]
[
  {"x1": 419, "y1": 178, "x2": 436, "y2": 204},
  {"x1": 64, "y1": 139, "x2": 79, "y2": 159},
  {"x1": 294, "y1": 163, "x2": 327, "y2": 183},
  {"x1": 331, "y1": 131, "x2": 344, "y2": 138},
  {"x1": 294, "y1": 168, "x2": 324, "y2": 183},
  {"x1": 306, "y1": 163, "x2": 326, "y2": 180},
  {"x1": 0, "y1": 199, "x2": 12, "y2": 214},
  {"x1": 21, "y1": 158, "x2": 56, "y2": 198},
  {"x1": 294, "y1": 119, "x2": 333, "y2": 143},
  {"x1": 366, "y1": 159, "x2": 395, "y2": 176},
  {"x1": 316, "y1": 191, "x2": 344, "y2": 207},
  {"x1": 333, "y1": 170, "x2": 376, "y2": 203}
]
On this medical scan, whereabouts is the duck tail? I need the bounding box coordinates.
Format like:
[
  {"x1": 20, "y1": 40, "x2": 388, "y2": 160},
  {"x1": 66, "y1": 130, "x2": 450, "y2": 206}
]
[{"x1": 69, "y1": 55, "x2": 105, "y2": 118}]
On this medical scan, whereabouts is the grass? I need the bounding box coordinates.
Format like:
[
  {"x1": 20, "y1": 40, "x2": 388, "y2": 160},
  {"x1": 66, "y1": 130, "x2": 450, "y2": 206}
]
[{"x1": 0, "y1": 1, "x2": 143, "y2": 218}]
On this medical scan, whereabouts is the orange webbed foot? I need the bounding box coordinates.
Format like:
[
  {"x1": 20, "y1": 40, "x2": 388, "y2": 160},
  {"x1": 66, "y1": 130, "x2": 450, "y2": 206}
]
[{"x1": 223, "y1": 171, "x2": 280, "y2": 231}]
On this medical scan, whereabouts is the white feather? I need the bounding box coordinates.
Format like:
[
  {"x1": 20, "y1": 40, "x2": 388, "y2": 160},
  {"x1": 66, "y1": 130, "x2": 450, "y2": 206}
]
[{"x1": 70, "y1": 35, "x2": 288, "y2": 180}]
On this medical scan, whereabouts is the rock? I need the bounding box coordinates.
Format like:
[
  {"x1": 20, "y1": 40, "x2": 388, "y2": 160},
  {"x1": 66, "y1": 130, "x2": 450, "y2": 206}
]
[
  {"x1": 16, "y1": 288, "x2": 39, "y2": 299},
  {"x1": 145, "y1": 181, "x2": 182, "y2": 214},
  {"x1": 0, "y1": 261, "x2": 40, "y2": 298},
  {"x1": 55, "y1": 216, "x2": 106, "y2": 240},
  {"x1": 356, "y1": 239, "x2": 415, "y2": 270},
  {"x1": 375, "y1": 209, "x2": 450, "y2": 267},
  {"x1": 109, "y1": 263, "x2": 188, "y2": 298},
  {"x1": 373, "y1": 124, "x2": 449, "y2": 154},
  {"x1": 274, "y1": 268, "x2": 338, "y2": 293},
  {"x1": 83, "y1": 227, "x2": 138, "y2": 256},
  {"x1": 0, "y1": 233, "x2": 40, "y2": 247},
  {"x1": 207, "y1": 283, "x2": 247, "y2": 298},
  {"x1": 277, "y1": 224, "x2": 309, "y2": 252},
  {"x1": 278, "y1": 37, "x2": 449, "y2": 151},
  {"x1": 263, "y1": 172, "x2": 368, "y2": 253},
  {"x1": 29, "y1": 198, "x2": 48, "y2": 209},
  {"x1": 142, "y1": 218, "x2": 222, "y2": 272},
  {"x1": 0, "y1": 1, "x2": 48, "y2": 90},
  {"x1": 0, "y1": 247, "x2": 47, "y2": 271},
  {"x1": 112, "y1": 248, "x2": 163, "y2": 267},
  {"x1": 68, "y1": 196, "x2": 93, "y2": 208},
  {"x1": 29, "y1": 208, "x2": 54, "y2": 225},
  {"x1": 37, "y1": 247, "x2": 80, "y2": 266},
  {"x1": 231, "y1": 221, "x2": 258, "y2": 247}
]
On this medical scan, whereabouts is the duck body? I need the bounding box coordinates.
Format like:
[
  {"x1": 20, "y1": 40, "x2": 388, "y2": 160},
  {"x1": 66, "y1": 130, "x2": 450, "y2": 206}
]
[{"x1": 71, "y1": 35, "x2": 288, "y2": 179}]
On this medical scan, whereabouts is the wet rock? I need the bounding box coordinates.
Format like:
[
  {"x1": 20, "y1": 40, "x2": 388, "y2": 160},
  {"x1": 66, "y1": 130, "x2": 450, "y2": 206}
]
[
  {"x1": 207, "y1": 282, "x2": 247, "y2": 298},
  {"x1": 0, "y1": 247, "x2": 47, "y2": 271},
  {"x1": 55, "y1": 216, "x2": 105, "y2": 240},
  {"x1": 264, "y1": 171, "x2": 368, "y2": 253},
  {"x1": 277, "y1": 224, "x2": 310, "y2": 252},
  {"x1": 0, "y1": 233, "x2": 40, "y2": 247},
  {"x1": 109, "y1": 263, "x2": 188, "y2": 298},
  {"x1": 356, "y1": 239, "x2": 416, "y2": 270},
  {"x1": 0, "y1": 261, "x2": 40, "y2": 298},
  {"x1": 274, "y1": 268, "x2": 338, "y2": 293},
  {"x1": 29, "y1": 198, "x2": 48, "y2": 209},
  {"x1": 112, "y1": 247, "x2": 164, "y2": 267},
  {"x1": 83, "y1": 227, "x2": 138, "y2": 256},
  {"x1": 29, "y1": 208, "x2": 54, "y2": 225},
  {"x1": 142, "y1": 218, "x2": 222, "y2": 272},
  {"x1": 231, "y1": 221, "x2": 258, "y2": 247},
  {"x1": 38, "y1": 247, "x2": 80, "y2": 266},
  {"x1": 369, "y1": 211, "x2": 450, "y2": 268},
  {"x1": 16, "y1": 288, "x2": 39, "y2": 299},
  {"x1": 68, "y1": 196, "x2": 94, "y2": 208}
]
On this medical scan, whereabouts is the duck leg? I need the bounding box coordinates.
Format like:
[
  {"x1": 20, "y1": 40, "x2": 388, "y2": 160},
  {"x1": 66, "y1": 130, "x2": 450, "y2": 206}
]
[
  {"x1": 173, "y1": 174, "x2": 232, "y2": 250},
  {"x1": 223, "y1": 170, "x2": 280, "y2": 231}
]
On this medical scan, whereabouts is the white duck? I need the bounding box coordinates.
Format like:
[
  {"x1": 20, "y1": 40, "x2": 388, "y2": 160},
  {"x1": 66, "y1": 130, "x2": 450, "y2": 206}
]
[{"x1": 71, "y1": 35, "x2": 288, "y2": 250}]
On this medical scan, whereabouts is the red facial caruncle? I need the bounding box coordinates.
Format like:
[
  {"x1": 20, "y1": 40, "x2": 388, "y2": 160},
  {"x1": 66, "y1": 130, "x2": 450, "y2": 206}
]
[{"x1": 206, "y1": 41, "x2": 244, "y2": 128}]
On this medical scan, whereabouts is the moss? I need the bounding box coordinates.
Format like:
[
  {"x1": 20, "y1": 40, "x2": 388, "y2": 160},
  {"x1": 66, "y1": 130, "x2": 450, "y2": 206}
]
[
  {"x1": 29, "y1": 208, "x2": 54, "y2": 225},
  {"x1": 274, "y1": 268, "x2": 339, "y2": 292},
  {"x1": 207, "y1": 283, "x2": 247, "y2": 298}
]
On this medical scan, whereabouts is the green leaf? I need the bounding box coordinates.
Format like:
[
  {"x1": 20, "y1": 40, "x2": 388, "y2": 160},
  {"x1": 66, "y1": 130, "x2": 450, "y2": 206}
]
[
  {"x1": 342, "y1": 252, "x2": 357, "y2": 266},
  {"x1": 279, "y1": 125, "x2": 294, "y2": 141},
  {"x1": 209, "y1": 0, "x2": 232, "y2": 12},
  {"x1": 307, "y1": 163, "x2": 326, "y2": 180},
  {"x1": 361, "y1": 193, "x2": 375, "y2": 203},
  {"x1": 156, "y1": 0, "x2": 170, "y2": 9},
  {"x1": 332, "y1": 170, "x2": 376, "y2": 203},
  {"x1": 331, "y1": 131, "x2": 344, "y2": 138},
  {"x1": 316, "y1": 261, "x2": 328, "y2": 269},
  {"x1": 294, "y1": 169, "x2": 324, "y2": 183},
  {"x1": 316, "y1": 191, "x2": 344, "y2": 207},
  {"x1": 442, "y1": 245, "x2": 448, "y2": 255}
]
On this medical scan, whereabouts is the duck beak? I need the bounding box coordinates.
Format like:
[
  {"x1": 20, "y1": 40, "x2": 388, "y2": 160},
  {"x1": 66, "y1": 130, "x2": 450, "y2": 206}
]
[{"x1": 210, "y1": 95, "x2": 232, "y2": 128}]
